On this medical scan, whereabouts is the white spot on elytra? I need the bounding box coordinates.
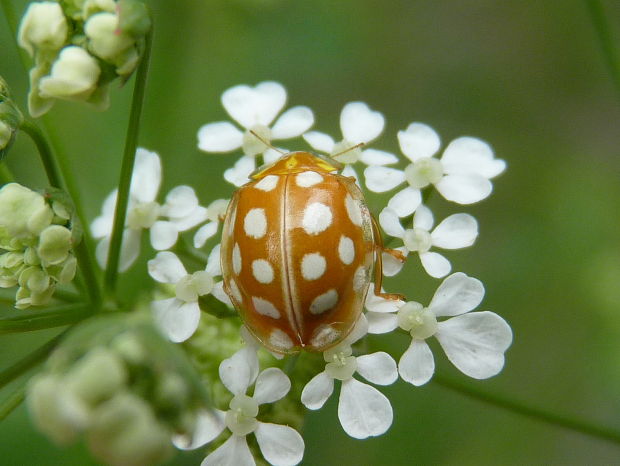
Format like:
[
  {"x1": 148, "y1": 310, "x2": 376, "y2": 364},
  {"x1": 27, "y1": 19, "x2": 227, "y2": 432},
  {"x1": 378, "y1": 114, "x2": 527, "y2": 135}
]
[
  {"x1": 228, "y1": 279, "x2": 242, "y2": 302},
  {"x1": 353, "y1": 265, "x2": 367, "y2": 292},
  {"x1": 254, "y1": 175, "x2": 279, "y2": 192},
  {"x1": 338, "y1": 236, "x2": 355, "y2": 265},
  {"x1": 302, "y1": 202, "x2": 332, "y2": 235},
  {"x1": 244, "y1": 208, "x2": 267, "y2": 239},
  {"x1": 310, "y1": 289, "x2": 338, "y2": 315},
  {"x1": 301, "y1": 253, "x2": 326, "y2": 281},
  {"x1": 252, "y1": 259, "x2": 274, "y2": 284},
  {"x1": 310, "y1": 325, "x2": 341, "y2": 348},
  {"x1": 345, "y1": 194, "x2": 363, "y2": 226},
  {"x1": 232, "y1": 243, "x2": 242, "y2": 275},
  {"x1": 252, "y1": 297, "x2": 280, "y2": 319},
  {"x1": 296, "y1": 171, "x2": 323, "y2": 188},
  {"x1": 270, "y1": 328, "x2": 293, "y2": 350}
]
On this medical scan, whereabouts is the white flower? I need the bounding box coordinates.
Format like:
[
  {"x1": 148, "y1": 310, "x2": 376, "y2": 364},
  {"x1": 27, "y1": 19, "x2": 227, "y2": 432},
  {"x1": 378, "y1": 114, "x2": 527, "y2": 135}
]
[
  {"x1": 303, "y1": 101, "x2": 396, "y2": 181},
  {"x1": 91, "y1": 148, "x2": 162, "y2": 271},
  {"x1": 18, "y1": 1, "x2": 68, "y2": 57},
  {"x1": 173, "y1": 348, "x2": 304, "y2": 466},
  {"x1": 379, "y1": 204, "x2": 478, "y2": 278},
  {"x1": 148, "y1": 249, "x2": 221, "y2": 342},
  {"x1": 193, "y1": 198, "x2": 229, "y2": 249},
  {"x1": 197, "y1": 81, "x2": 314, "y2": 187},
  {"x1": 301, "y1": 315, "x2": 397, "y2": 439},
  {"x1": 38, "y1": 46, "x2": 100, "y2": 100},
  {"x1": 366, "y1": 273, "x2": 513, "y2": 386},
  {"x1": 364, "y1": 123, "x2": 506, "y2": 215}
]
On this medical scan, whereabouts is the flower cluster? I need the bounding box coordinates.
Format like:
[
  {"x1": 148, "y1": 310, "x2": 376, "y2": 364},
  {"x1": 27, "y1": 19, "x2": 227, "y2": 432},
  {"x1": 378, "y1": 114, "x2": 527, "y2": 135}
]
[
  {"x1": 27, "y1": 315, "x2": 208, "y2": 466},
  {"x1": 17, "y1": 0, "x2": 151, "y2": 117},
  {"x1": 0, "y1": 183, "x2": 78, "y2": 308}
]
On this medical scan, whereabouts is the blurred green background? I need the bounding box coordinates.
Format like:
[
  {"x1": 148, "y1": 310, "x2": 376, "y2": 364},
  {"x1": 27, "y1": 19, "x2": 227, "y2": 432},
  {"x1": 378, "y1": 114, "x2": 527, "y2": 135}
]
[{"x1": 2, "y1": 0, "x2": 620, "y2": 464}]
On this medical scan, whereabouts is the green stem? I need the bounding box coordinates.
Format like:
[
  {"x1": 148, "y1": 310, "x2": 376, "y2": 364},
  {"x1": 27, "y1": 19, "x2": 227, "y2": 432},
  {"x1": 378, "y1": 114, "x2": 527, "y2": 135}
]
[
  {"x1": 104, "y1": 29, "x2": 153, "y2": 295},
  {"x1": 0, "y1": 385, "x2": 25, "y2": 421},
  {"x1": 433, "y1": 373, "x2": 620, "y2": 445},
  {"x1": 585, "y1": 0, "x2": 620, "y2": 96},
  {"x1": 0, "y1": 304, "x2": 89, "y2": 334},
  {"x1": 0, "y1": 163, "x2": 14, "y2": 183},
  {"x1": 0, "y1": 329, "x2": 68, "y2": 390},
  {"x1": 20, "y1": 120, "x2": 64, "y2": 188},
  {"x1": 0, "y1": 0, "x2": 18, "y2": 40}
]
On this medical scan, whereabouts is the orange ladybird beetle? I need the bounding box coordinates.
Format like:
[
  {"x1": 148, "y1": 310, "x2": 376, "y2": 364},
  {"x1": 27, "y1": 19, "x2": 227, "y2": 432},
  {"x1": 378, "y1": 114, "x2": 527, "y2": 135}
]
[{"x1": 220, "y1": 149, "x2": 404, "y2": 354}]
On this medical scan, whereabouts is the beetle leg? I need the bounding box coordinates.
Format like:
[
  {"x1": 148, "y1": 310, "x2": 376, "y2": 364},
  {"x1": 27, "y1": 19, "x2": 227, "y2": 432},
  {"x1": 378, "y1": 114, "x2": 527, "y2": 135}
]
[{"x1": 371, "y1": 214, "x2": 406, "y2": 301}]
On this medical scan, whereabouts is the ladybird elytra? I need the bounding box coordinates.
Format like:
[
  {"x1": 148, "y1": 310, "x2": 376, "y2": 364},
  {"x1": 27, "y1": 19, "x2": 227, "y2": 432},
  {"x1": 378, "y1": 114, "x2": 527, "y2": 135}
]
[{"x1": 220, "y1": 151, "x2": 401, "y2": 354}]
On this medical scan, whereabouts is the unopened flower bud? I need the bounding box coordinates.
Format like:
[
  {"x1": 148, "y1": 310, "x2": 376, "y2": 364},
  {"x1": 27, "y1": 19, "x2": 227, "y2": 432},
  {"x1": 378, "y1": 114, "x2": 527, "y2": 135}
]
[
  {"x1": 118, "y1": 0, "x2": 152, "y2": 38},
  {"x1": 38, "y1": 224, "x2": 72, "y2": 265},
  {"x1": 0, "y1": 183, "x2": 50, "y2": 238},
  {"x1": 18, "y1": 1, "x2": 68, "y2": 57},
  {"x1": 56, "y1": 255, "x2": 77, "y2": 284},
  {"x1": 0, "y1": 121, "x2": 11, "y2": 150},
  {"x1": 38, "y1": 46, "x2": 101, "y2": 101},
  {"x1": 85, "y1": 13, "x2": 133, "y2": 62}
]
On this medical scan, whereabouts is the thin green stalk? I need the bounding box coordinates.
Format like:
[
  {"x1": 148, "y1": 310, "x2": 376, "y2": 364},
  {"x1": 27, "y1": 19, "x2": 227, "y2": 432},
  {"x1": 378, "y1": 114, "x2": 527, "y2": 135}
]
[
  {"x1": 0, "y1": 304, "x2": 89, "y2": 334},
  {"x1": 0, "y1": 163, "x2": 14, "y2": 183},
  {"x1": 433, "y1": 373, "x2": 620, "y2": 445},
  {"x1": 19, "y1": 120, "x2": 64, "y2": 188},
  {"x1": 0, "y1": 329, "x2": 68, "y2": 390},
  {"x1": 0, "y1": 0, "x2": 18, "y2": 38},
  {"x1": 104, "y1": 29, "x2": 153, "y2": 295},
  {"x1": 585, "y1": 0, "x2": 620, "y2": 96},
  {"x1": 0, "y1": 385, "x2": 25, "y2": 421}
]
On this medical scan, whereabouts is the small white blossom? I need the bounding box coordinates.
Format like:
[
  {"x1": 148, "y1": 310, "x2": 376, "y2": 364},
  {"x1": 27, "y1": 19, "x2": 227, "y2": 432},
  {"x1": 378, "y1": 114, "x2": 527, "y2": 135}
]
[
  {"x1": 193, "y1": 198, "x2": 229, "y2": 249},
  {"x1": 379, "y1": 204, "x2": 478, "y2": 278},
  {"x1": 364, "y1": 123, "x2": 506, "y2": 215},
  {"x1": 198, "y1": 81, "x2": 314, "y2": 186},
  {"x1": 18, "y1": 1, "x2": 68, "y2": 57},
  {"x1": 366, "y1": 273, "x2": 513, "y2": 386},
  {"x1": 301, "y1": 315, "x2": 397, "y2": 439},
  {"x1": 38, "y1": 46, "x2": 101, "y2": 101},
  {"x1": 148, "y1": 249, "x2": 222, "y2": 342},
  {"x1": 174, "y1": 348, "x2": 304, "y2": 466}
]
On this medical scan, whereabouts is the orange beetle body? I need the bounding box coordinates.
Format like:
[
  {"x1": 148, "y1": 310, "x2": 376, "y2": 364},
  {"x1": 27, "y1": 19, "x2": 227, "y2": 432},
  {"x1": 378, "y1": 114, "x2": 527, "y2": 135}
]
[{"x1": 221, "y1": 151, "x2": 395, "y2": 354}]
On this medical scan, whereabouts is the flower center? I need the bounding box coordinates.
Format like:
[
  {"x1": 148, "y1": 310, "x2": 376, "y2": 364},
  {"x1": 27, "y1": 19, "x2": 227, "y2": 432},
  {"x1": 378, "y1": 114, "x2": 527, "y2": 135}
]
[
  {"x1": 332, "y1": 139, "x2": 361, "y2": 164},
  {"x1": 397, "y1": 302, "x2": 438, "y2": 340},
  {"x1": 175, "y1": 270, "x2": 213, "y2": 302},
  {"x1": 225, "y1": 394, "x2": 259, "y2": 436},
  {"x1": 243, "y1": 124, "x2": 272, "y2": 157},
  {"x1": 404, "y1": 157, "x2": 444, "y2": 189},
  {"x1": 324, "y1": 344, "x2": 357, "y2": 381},
  {"x1": 127, "y1": 201, "x2": 160, "y2": 229},
  {"x1": 403, "y1": 227, "x2": 432, "y2": 253}
]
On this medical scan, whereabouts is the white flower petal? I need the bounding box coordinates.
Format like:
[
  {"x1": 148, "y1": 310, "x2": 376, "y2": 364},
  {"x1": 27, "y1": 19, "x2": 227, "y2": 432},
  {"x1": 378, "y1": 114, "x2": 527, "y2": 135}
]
[
  {"x1": 194, "y1": 221, "x2": 218, "y2": 248},
  {"x1": 222, "y1": 81, "x2": 286, "y2": 128},
  {"x1": 387, "y1": 187, "x2": 421, "y2": 218},
  {"x1": 419, "y1": 251, "x2": 451, "y2": 278},
  {"x1": 149, "y1": 221, "x2": 179, "y2": 251},
  {"x1": 341, "y1": 164, "x2": 361, "y2": 187},
  {"x1": 152, "y1": 299, "x2": 200, "y2": 343},
  {"x1": 224, "y1": 156, "x2": 256, "y2": 187},
  {"x1": 202, "y1": 434, "x2": 254, "y2": 466},
  {"x1": 340, "y1": 102, "x2": 384, "y2": 144},
  {"x1": 173, "y1": 409, "x2": 226, "y2": 450},
  {"x1": 429, "y1": 272, "x2": 484, "y2": 317},
  {"x1": 365, "y1": 291, "x2": 404, "y2": 313},
  {"x1": 206, "y1": 244, "x2": 222, "y2": 276},
  {"x1": 255, "y1": 422, "x2": 304, "y2": 466},
  {"x1": 363, "y1": 166, "x2": 405, "y2": 193},
  {"x1": 441, "y1": 137, "x2": 506, "y2": 178},
  {"x1": 219, "y1": 347, "x2": 259, "y2": 396},
  {"x1": 356, "y1": 352, "x2": 398, "y2": 385},
  {"x1": 271, "y1": 106, "x2": 314, "y2": 139},
  {"x1": 131, "y1": 148, "x2": 161, "y2": 203},
  {"x1": 381, "y1": 248, "x2": 407, "y2": 277},
  {"x1": 96, "y1": 228, "x2": 141, "y2": 272},
  {"x1": 412, "y1": 204, "x2": 434, "y2": 230},
  {"x1": 301, "y1": 371, "x2": 334, "y2": 410},
  {"x1": 398, "y1": 340, "x2": 435, "y2": 386},
  {"x1": 397, "y1": 122, "x2": 440, "y2": 162},
  {"x1": 431, "y1": 214, "x2": 478, "y2": 249},
  {"x1": 366, "y1": 312, "x2": 399, "y2": 334},
  {"x1": 378, "y1": 208, "x2": 405, "y2": 238},
  {"x1": 360, "y1": 149, "x2": 399, "y2": 166},
  {"x1": 162, "y1": 186, "x2": 199, "y2": 218},
  {"x1": 338, "y1": 378, "x2": 393, "y2": 439},
  {"x1": 343, "y1": 313, "x2": 369, "y2": 345},
  {"x1": 436, "y1": 311, "x2": 513, "y2": 379},
  {"x1": 253, "y1": 368, "x2": 291, "y2": 405},
  {"x1": 303, "y1": 131, "x2": 335, "y2": 153},
  {"x1": 197, "y1": 121, "x2": 243, "y2": 152},
  {"x1": 263, "y1": 148, "x2": 285, "y2": 164},
  {"x1": 435, "y1": 174, "x2": 492, "y2": 204},
  {"x1": 212, "y1": 281, "x2": 233, "y2": 307},
  {"x1": 147, "y1": 251, "x2": 186, "y2": 283},
  {"x1": 168, "y1": 206, "x2": 209, "y2": 232},
  {"x1": 91, "y1": 190, "x2": 117, "y2": 238}
]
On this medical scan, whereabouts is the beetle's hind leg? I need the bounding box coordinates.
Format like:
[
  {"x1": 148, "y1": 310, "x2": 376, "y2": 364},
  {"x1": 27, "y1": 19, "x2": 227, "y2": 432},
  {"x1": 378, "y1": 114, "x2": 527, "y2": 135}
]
[{"x1": 370, "y1": 214, "x2": 406, "y2": 301}]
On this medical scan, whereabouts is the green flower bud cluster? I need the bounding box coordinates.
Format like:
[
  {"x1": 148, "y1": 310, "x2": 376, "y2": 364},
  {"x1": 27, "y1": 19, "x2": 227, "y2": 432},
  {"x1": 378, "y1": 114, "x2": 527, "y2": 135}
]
[
  {"x1": 17, "y1": 0, "x2": 151, "y2": 117},
  {"x1": 0, "y1": 77, "x2": 24, "y2": 158},
  {"x1": 27, "y1": 315, "x2": 210, "y2": 466},
  {"x1": 0, "y1": 183, "x2": 78, "y2": 308}
]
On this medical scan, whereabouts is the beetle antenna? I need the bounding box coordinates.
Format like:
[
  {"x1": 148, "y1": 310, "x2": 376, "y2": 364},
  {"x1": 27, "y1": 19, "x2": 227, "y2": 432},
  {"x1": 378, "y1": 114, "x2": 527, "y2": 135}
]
[
  {"x1": 249, "y1": 130, "x2": 286, "y2": 155},
  {"x1": 332, "y1": 142, "x2": 364, "y2": 159}
]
